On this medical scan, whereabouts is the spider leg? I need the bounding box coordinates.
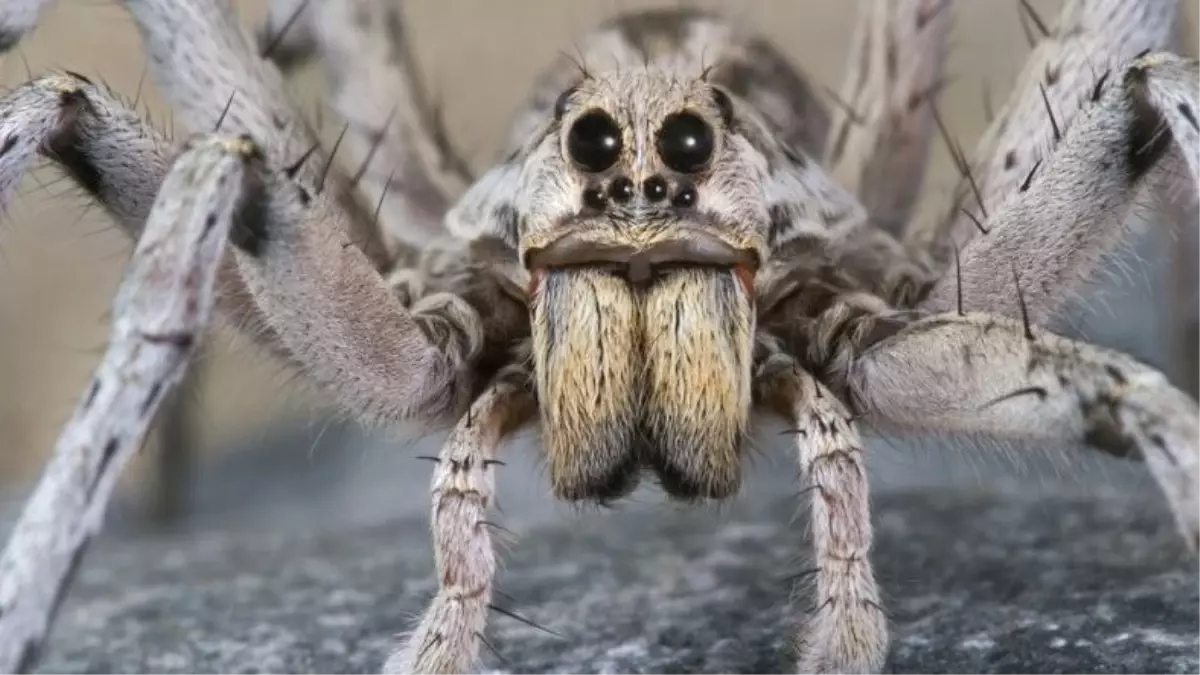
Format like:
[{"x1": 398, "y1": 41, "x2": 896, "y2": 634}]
[
  {"x1": 0, "y1": 134, "x2": 260, "y2": 673},
  {"x1": 255, "y1": 0, "x2": 316, "y2": 70},
  {"x1": 918, "y1": 51, "x2": 1198, "y2": 325},
  {"x1": 123, "y1": 0, "x2": 391, "y2": 267},
  {"x1": 849, "y1": 312, "x2": 1199, "y2": 549},
  {"x1": 300, "y1": 0, "x2": 474, "y2": 257},
  {"x1": 384, "y1": 373, "x2": 535, "y2": 674},
  {"x1": 907, "y1": 0, "x2": 1182, "y2": 268},
  {"x1": 257, "y1": 0, "x2": 470, "y2": 263},
  {"x1": 825, "y1": 0, "x2": 952, "y2": 237},
  {"x1": 0, "y1": 0, "x2": 50, "y2": 50},
  {"x1": 120, "y1": 0, "x2": 479, "y2": 422},
  {"x1": 737, "y1": 0, "x2": 952, "y2": 308},
  {"x1": 121, "y1": 1, "x2": 304, "y2": 163},
  {"x1": 0, "y1": 73, "x2": 279, "y2": 349},
  {"x1": 758, "y1": 355, "x2": 887, "y2": 674}
]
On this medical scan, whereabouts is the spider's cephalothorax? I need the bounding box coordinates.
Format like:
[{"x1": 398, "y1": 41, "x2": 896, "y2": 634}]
[
  {"x1": 0, "y1": 1, "x2": 1196, "y2": 674},
  {"x1": 448, "y1": 19, "x2": 875, "y2": 503},
  {"x1": 517, "y1": 71, "x2": 770, "y2": 502}
]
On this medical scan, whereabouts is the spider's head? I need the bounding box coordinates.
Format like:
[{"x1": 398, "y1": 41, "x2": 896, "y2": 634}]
[
  {"x1": 517, "y1": 71, "x2": 771, "y2": 291},
  {"x1": 454, "y1": 71, "x2": 787, "y2": 504}
]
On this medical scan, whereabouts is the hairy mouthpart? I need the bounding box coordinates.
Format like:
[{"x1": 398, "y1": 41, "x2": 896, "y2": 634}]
[
  {"x1": 532, "y1": 269, "x2": 642, "y2": 501},
  {"x1": 531, "y1": 267, "x2": 754, "y2": 502},
  {"x1": 641, "y1": 269, "x2": 754, "y2": 499}
]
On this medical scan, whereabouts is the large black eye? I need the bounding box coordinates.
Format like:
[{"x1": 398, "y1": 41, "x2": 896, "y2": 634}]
[
  {"x1": 566, "y1": 109, "x2": 623, "y2": 173},
  {"x1": 656, "y1": 112, "x2": 714, "y2": 174}
]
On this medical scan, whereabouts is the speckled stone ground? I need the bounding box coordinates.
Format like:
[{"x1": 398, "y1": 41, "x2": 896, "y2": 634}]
[{"x1": 36, "y1": 486, "x2": 1198, "y2": 674}]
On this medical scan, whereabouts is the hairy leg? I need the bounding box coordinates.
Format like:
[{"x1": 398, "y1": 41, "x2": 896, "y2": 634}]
[
  {"x1": 384, "y1": 374, "x2": 534, "y2": 674},
  {"x1": 849, "y1": 312, "x2": 1199, "y2": 548},
  {"x1": 919, "y1": 51, "x2": 1199, "y2": 325},
  {"x1": 0, "y1": 134, "x2": 258, "y2": 673},
  {"x1": 742, "y1": 0, "x2": 952, "y2": 311},
  {"x1": 255, "y1": 0, "x2": 315, "y2": 69},
  {"x1": 263, "y1": 0, "x2": 473, "y2": 257},
  {"x1": 825, "y1": 0, "x2": 952, "y2": 236},
  {"x1": 1165, "y1": 0, "x2": 1200, "y2": 398},
  {"x1": 758, "y1": 353, "x2": 887, "y2": 674},
  {"x1": 0, "y1": 72, "x2": 280, "y2": 350},
  {"x1": 126, "y1": 0, "x2": 390, "y2": 267},
  {"x1": 912, "y1": 0, "x2": 1176, "y2": 296},
  {"x1": 121, "y1": 0, "x2": 476, "y2": 423},
  {"x1": 1, "y1": 0, "x2": 487, "y2": 446}
]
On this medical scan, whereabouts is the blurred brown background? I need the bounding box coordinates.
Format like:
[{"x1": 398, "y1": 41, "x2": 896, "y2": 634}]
[{"x1": 0, "y1": 0, "x2": 1195, "y2": 497}]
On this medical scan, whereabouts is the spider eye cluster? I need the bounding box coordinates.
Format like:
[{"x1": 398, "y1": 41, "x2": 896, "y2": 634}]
[
  {"x1": 560, "y1": 100, "x2": 714, "y2": 213},
  {"x1": 567, "y1": 109, "x2": 623, "y2": 173}
]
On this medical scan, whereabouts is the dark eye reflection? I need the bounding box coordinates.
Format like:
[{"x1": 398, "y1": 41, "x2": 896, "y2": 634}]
[
  {"x1": 567, "y1": 109, "x2": 623, "y2": 173},
  {"x1": 656, "y1": 112, "x2": 714, "y2": 174}
]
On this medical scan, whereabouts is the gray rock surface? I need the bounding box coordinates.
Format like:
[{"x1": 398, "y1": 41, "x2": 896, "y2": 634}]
[{"x1": 36, "y1": 486, "x2": 1198, "y2": 674}]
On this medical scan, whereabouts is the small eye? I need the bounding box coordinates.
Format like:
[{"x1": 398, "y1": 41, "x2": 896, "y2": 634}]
[
  {"x1": 582, "y1": 186, "x2": 607, "y2": 211},
  {"x1": 671, "y1": 185, "x2": 697, "y2": 209},
  {"x1": 656, "y1": 111, "x2": 714, "y2": 174},
  {"x1": 567, "y1": 109, "x2": 623, "y2": 173},
  {"x1": 553, "y1": 87, "x2": 576, "y2": 120},
  {"x1": 608, "y1": 176, "x2": 635, "y2": 204},
  {"x1": 642, "y1": 175, "x2": 668, "y2": 202}
]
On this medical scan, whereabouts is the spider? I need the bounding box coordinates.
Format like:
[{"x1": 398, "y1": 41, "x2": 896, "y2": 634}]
[{"x1": 0, "y1": 0, "x2": 1195, "y2": 672}]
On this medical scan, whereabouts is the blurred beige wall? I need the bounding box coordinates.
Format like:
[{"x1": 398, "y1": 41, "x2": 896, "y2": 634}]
[{"x1": 0, "y1": 1, "x2": 1194, "y2": 483}]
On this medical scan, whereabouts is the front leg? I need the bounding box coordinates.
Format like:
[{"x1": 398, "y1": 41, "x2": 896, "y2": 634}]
[
  {"x1": 759, "y1": 357, "x2": 888, "y2": 674},
  {"x1": 258, "y1": 0, "x2": 474, "y2": 257},
  {"x1": 849, "y1": 312, "x2": 1199, "y2": 549},
  {"x1": 384, "y1": 374, "x2": 534, "y2": 674},
  {"x1": 906, "y1": 0, "x2": 1182, "y2": 268},
  {"x1": 920, "y1": 51, "x2": 1198, "y2": 325},
  {"x1": 0, "y1": 134, "x2": 257, "y2": 672}
]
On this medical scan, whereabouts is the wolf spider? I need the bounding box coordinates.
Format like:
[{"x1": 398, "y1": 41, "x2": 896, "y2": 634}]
[{"x1": 0, "y1": 0, "x2": 1196, "y2": 672}]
